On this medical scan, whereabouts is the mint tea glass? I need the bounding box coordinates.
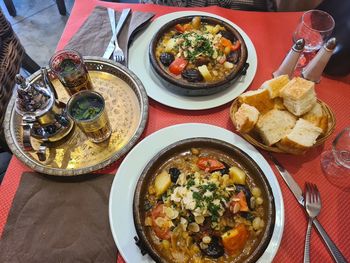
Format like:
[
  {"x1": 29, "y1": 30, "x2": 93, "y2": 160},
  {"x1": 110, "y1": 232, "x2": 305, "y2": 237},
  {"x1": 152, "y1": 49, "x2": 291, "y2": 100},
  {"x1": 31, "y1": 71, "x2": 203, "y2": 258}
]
[
  {"x1": 67, "y1": 91, "x2": 112, "y2": 143},
  {"x1": 49, "y1": 49, "x2": 93, "y2": 95}
]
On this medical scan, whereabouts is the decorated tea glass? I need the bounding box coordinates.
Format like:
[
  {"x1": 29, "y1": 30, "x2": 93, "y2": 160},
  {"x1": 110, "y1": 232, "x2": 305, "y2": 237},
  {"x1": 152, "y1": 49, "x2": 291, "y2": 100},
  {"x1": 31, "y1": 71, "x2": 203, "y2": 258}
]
[
  {"x1": 67, "y1": 91, "x2": 112, "y2": 143},
  {"x1": 49, "y1": 49, "x2": 93, "y2": 95}
]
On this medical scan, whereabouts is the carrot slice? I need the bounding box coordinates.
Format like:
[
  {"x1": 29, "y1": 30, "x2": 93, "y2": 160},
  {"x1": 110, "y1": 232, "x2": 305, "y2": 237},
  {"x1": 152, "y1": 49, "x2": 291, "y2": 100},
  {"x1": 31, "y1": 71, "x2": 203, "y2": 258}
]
[{"x1": 222, "y1": 224, "x2": 249, "y2": 255}]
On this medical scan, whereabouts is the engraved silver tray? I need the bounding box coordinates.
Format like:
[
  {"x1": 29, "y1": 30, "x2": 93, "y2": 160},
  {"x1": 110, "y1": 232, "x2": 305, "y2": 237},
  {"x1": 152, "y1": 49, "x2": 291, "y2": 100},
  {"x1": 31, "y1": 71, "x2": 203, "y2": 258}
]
[{"x1": 4, "y1": 57, "x2": 148, "y2": 176}]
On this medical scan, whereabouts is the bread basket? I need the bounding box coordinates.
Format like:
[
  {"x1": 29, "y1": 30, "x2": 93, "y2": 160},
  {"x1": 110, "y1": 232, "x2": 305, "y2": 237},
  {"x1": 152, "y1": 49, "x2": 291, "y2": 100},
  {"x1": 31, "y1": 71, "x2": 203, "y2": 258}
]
[{"x1": 229, "y1": 98, "x2": 336, "y2": 154}]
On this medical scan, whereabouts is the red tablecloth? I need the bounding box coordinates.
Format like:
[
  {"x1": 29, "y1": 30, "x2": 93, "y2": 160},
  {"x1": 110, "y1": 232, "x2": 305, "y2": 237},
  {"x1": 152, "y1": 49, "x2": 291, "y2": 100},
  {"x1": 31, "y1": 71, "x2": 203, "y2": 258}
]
[{"x1": 1, "y1": 0, "x2": 350, "y2": 262}]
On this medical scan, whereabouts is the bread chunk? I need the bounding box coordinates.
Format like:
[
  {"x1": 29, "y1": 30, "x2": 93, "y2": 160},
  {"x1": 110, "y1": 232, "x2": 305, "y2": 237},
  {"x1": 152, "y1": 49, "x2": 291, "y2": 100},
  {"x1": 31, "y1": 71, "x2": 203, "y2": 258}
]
[
  {"x1": 273, "y1": 97, "x2": 286, "y2": 110},
  {"x1": 256, "y1": 109, "x2": 297, "y2": 146},
  {"x1": 277, "y1": 119, "x2": 323, "y2": 154},
  {"x1": 238, "y1": 89, "x2": 274, "y2": 113},
  {"x1": 232, "y1": 103, "x2": 260, "y2": 133},
  {"x1": 261, "y1": 75, "x2": 290, "y2": 98},
  {"x1": 302, "y1": 102, "x2": 328, "y2": 134},
  {"x1": 280, "y1": 77, "x2": 317, "y2": 116}
]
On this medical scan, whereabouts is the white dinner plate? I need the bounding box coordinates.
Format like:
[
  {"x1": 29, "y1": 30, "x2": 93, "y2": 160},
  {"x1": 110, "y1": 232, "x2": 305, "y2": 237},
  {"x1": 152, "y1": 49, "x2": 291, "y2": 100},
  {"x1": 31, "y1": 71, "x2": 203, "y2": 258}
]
[
  {"x1": 109, "y1": 123, "x2": 284, "y2": 262},
  {"x1": 129, "y1": 11, "x2": 257, "y2": 110}
]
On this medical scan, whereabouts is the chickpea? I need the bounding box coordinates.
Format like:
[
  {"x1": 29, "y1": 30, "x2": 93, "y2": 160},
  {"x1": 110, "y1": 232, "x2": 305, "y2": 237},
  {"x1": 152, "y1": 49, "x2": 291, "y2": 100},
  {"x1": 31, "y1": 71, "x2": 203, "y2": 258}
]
[
  {"x1": 202, "y1": 236, "x2": 211, "y2": 244},
  {"x1": 191, "y1": 148, "x2": 200, "y2": 155},
  {"x1": 253, "y1": 217, "x2": 262, "y2": 230},
  {"x1": 256, "y1": 197, "x2": 264, "y2": 205},
  {"x1": 260, "y1": 219, "x2": 265, "y2": 228},
  {"x1": 252, "y1": 187, "x2": 262, "y2": 197}
]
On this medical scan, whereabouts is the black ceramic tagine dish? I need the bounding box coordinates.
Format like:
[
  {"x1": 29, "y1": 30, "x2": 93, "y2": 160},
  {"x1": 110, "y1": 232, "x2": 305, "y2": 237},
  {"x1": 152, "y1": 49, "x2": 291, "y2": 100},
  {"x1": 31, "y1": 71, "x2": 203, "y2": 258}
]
[
  {"x1": 133, "y1": 138, "x2": 275, "y2": 263},
  {"x1": 149, "y1": 16, "x2": 249, "y2": 96}
]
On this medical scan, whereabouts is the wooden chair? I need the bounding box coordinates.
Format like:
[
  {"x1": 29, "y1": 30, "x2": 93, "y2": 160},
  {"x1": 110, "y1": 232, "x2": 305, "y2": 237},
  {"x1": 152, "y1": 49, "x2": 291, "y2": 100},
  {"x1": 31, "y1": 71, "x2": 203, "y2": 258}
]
[
  {"x1": 3, "y1": 0, "x2": 67, "y2": 16},
  {"x1": 0, "y1": 9, "x2": 41, "y2": 182}
]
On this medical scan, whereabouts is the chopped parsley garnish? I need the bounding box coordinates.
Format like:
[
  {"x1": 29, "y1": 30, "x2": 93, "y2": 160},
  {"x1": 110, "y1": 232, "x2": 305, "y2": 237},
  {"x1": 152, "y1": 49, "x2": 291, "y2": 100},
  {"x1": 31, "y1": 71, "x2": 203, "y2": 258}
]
[
  {"x1": 175, "y1": 32, "x2": 214, "y2": 62},
  {"x1": 208, "y1": 203, "x2": 221, "y2": 216},
  {"x1": 187, "y1": 178, "x2": 195, "y2": 188},
  {"x1": 200, "y1": 183, "x2": 217, "y2": 192}
]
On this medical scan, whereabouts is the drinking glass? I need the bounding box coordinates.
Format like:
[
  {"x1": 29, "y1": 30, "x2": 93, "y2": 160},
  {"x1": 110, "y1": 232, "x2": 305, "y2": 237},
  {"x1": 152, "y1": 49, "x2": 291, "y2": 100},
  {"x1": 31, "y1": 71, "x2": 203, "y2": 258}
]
[
  {"x1": 321, "y1": 126, "x2": 350, "y2": 189},
  {"x1": 49, "y1": 49, "x2": 93, "y2": 95},
  {"x1": 293, "y1": 10, "x2": 335, "y2": 68},
  {"x1": 67, "y1": 91, "x2": 112, "y2": 143}
]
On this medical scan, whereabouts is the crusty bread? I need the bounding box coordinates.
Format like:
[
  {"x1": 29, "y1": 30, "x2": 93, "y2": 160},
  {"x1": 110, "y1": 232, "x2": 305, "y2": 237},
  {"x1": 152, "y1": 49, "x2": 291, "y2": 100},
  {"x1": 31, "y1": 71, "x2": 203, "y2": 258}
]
[
  {"x1": 280, "y1": 77, "x2": 317, "y2": 116},
  {"x1": 238, "y1": 89, "x2": 274, "y2": 113},
  {"x1": 261, "y1": 74, "x2": 290, "y2": 99},
  {"x1": 276, "y1": 119, "x2": 323, "y2": 154},
  {"x1": 232, "y1": 103, "x2": 260, "y2": 133},
  {"x1": 302, "y1": 102, "x2": 328, "y2": 135},
  {"x1": 256, "y1": 109, "x2": 297, "y2": 146}
]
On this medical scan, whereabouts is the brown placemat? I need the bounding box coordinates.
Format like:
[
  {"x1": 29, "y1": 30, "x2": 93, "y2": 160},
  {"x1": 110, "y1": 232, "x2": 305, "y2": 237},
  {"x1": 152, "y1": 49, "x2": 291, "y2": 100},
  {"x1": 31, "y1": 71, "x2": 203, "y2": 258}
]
[
  {"x1": 64, "y1": 6, "x2": 154, "y2": 66},
  {"x1": 0, "y1": 172, "x2": 117, "y2": 263}
]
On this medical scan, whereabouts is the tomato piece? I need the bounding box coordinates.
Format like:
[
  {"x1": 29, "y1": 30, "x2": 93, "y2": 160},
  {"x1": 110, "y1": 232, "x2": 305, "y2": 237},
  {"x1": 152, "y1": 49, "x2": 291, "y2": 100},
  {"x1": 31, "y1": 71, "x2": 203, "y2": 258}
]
[
  {"x1": 220, "y1": 37, "x2": 232, "y2": 47},
  {"x1": 229, "y1": 191, "x2": 249, "y2": 212},
  {"x1": 153, "y1": 223, "x2": 171, "y2": 240},
  {"x1": 151, "y1": 203, "x2": 166, "y2": 219},
  {"x1": 197, "y1": 157, "x2": 225, "y2": 172},
  {"x1": 222, "y1": 224, "x2": 249, "y2": 255},
  {"x1": 175, "y1": 24, "x2": 185, "y2": 33},
  {"x1": 230, "y1": 41, "x2": 241, "y2": 51},
  {"x1": 150, "y1": 204, "x2": 171, "y2": 240},
  {"x1": 168, "y1": 57, "x2": 188, "y2": 75},
  {"x1": 183, "y1": 23, "x2": 193, "y2": 31}
]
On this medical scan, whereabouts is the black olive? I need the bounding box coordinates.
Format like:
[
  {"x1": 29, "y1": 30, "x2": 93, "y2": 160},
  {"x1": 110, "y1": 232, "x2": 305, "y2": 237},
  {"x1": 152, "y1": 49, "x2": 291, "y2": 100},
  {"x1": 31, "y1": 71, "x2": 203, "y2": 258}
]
[
  {"x1": 202, "y1": 236, "x2": 225, "y2": 258},
  {"x1": 218, "y1": 30, "x2": 236, "y2": 42},
  {"x1": 193, "y1": 56, "x2": 210, "y2": 66},
  {"x1": 240, "y1": 211, "x2": 255, "y2": 221},
  {"x1": 227, "y1": 51, "x2": 240, "y2": 64},
  {"x1": 159, "y1": 52, "x2": 174, "y2": 67},
  {"x1": 143, "y1": 200, "x2": 153, "y2": 211},
  {"x1": 169, "y1": 167, "x2": 181, "y2": 183},
  {"x1": 188, "y1": 213, "x2": 195, "y2": 223},
  {"x1": 212, "y1": 161, "x2": 230, "y2": 175},
  {"x1": 181, "y1": 69, "x2": 203, "y2": 82},
  {"x1": 235, "y1": 184, "x2": 253, "y2": 209}
]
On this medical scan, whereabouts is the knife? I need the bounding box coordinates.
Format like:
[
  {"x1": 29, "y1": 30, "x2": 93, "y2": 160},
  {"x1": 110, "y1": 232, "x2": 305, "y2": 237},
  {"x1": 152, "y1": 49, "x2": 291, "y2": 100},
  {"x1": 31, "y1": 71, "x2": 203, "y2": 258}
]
[
  {"x1": 103, "y1": 8, "x2": 117, "y2": 59},
  {"x1": 268, "y1": 153, "x2": 348, "y2": 263}
]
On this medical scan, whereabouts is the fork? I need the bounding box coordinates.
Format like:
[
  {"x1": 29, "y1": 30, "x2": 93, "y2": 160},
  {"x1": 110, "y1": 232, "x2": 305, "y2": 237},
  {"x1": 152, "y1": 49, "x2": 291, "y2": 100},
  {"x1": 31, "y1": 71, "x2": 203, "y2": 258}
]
[
  {"x1": 304, "y1": 182, "x2": 321, "y2": 263},
  {"x1": 112, "y1": 8, "x2": 131, "y2": 63}
]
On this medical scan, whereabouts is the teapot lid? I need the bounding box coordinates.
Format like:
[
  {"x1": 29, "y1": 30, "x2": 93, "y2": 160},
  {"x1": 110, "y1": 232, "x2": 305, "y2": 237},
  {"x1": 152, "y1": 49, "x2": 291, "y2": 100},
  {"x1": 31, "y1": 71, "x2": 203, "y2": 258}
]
[{"x1": 15, "y1": 74, "x2": 54, "y2": 117}]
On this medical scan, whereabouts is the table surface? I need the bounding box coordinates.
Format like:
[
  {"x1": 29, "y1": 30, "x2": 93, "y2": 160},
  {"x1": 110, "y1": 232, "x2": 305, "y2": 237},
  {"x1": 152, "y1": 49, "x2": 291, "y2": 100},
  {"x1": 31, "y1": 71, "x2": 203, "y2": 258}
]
[{"x1": 1, "y1": 0, "x2": 350, "y2": 262}]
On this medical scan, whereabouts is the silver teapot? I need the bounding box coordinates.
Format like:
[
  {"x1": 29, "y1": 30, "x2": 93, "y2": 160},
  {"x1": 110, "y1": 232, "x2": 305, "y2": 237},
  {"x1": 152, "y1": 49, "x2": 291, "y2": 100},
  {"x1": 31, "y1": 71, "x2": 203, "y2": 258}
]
[{"x1": 15, "y1": 68, "x2": 74, "y2": 160}]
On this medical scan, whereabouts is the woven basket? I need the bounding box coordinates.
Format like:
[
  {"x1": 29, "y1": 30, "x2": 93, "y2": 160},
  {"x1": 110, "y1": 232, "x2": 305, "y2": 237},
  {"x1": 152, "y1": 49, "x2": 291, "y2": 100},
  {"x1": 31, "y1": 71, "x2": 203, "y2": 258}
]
[
  {"x1": 0, "y1": 10, "x2": 24, "y2": 146},
  {"x1": 229, "y1": 98, "x2": 336, "y2": 154}
]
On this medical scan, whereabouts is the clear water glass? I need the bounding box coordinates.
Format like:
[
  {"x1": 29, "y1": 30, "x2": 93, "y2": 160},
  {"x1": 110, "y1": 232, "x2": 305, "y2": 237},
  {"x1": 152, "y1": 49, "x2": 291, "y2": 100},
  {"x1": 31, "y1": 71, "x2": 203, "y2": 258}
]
[
  {"x1": 321, "y1": 126, "x2": 350, "y2": 189},
  {"x1": 293, "y1": 10, "x2": 335, "y2": 68}
]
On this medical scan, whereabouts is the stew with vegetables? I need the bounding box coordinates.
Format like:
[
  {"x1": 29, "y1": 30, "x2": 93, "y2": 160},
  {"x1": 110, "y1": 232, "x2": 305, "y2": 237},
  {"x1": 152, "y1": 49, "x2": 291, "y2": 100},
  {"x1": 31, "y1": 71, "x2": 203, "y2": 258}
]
[
  {"x1": 155, "y1": 16, "x2": 242, "y2": 83},
  {"x1": 142, "y1": 147, "x2": 268, "y2": 262}
]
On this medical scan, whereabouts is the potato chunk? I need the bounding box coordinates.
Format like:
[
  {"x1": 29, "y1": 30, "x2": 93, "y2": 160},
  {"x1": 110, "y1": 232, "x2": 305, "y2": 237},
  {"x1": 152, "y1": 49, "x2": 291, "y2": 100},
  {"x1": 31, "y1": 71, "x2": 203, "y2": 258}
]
[
  {"x1": 229, "y1": 166, "x2": 246, "y2": 185},
  {"x1": 154, "y1": 170, "x2": 171, "y2": 196},
  {"x1": 198, "y1": 65, "x2": 213, "y2": 81}
]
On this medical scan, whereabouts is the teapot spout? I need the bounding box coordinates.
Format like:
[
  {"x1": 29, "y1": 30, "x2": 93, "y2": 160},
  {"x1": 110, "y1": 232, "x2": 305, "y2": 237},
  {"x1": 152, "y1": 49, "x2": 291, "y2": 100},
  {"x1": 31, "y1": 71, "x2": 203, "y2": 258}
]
[{"x1": 41, "y1": 67, "x2": 59, "y2": 100}]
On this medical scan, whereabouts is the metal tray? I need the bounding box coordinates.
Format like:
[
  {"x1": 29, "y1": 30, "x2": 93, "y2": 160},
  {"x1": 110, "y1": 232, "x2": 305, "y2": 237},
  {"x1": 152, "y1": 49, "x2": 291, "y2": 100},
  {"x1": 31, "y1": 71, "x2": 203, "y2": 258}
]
[{"x1": 4, "y1": 57, "x2": 148, "y2": 176}]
